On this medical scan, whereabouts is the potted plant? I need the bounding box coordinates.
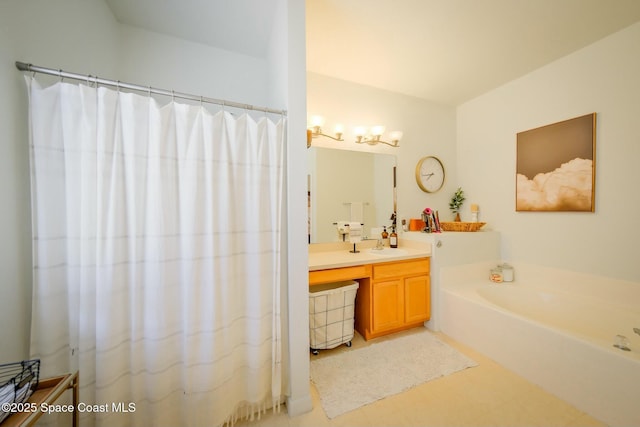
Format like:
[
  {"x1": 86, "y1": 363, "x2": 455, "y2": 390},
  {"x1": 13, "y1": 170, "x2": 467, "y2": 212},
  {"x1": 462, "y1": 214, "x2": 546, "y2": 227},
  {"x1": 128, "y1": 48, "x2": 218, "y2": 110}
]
[{"x1": 449, "y1": 187, "x2": 465, "y2": 221}]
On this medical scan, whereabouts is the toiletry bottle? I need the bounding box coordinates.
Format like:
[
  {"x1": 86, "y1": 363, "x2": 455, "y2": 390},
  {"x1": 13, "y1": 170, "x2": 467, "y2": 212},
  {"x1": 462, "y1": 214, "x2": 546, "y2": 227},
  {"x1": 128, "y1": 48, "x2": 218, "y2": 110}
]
[
  {"x1": 381, "y1": 226, "x2": 388, "y2": 240},
  {"x1": 390, "y1": 228, "x2": 398, "y2": 248}
]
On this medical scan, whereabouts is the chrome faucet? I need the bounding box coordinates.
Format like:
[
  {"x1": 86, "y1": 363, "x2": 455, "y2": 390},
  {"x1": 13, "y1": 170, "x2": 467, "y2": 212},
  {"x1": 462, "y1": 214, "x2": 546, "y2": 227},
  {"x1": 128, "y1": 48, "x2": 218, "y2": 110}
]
[
  {"x1": 634, "y1": 327, "x2": 640, "y2": 337},
  {"x1": 374, "y1": 238, "x2": 385, "y2": 250}
]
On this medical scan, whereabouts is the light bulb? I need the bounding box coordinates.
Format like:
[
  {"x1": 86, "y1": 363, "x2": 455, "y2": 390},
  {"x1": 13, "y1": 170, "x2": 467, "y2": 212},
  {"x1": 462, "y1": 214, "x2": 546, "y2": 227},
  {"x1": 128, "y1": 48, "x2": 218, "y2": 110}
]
[
  {"x1": 310, "y1": 115, "x2": 325, "y2": 127},
  {"x1": 371, "y1": 125, "x2": 385, "y2": 136},
  {"x1": 390, "y1": 131, "x2": 403, "y2": 141}
]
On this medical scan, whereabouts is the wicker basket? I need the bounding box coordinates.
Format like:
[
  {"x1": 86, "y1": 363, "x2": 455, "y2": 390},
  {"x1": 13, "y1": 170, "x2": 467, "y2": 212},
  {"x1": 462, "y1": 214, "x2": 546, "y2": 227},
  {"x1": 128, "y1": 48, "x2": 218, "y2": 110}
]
[
  {"x1": 0, "y1": 359, "x2": 40, "y2": 423},
  {"x1": 439, "y1": 222, "x2": 486, "y2": 232}
]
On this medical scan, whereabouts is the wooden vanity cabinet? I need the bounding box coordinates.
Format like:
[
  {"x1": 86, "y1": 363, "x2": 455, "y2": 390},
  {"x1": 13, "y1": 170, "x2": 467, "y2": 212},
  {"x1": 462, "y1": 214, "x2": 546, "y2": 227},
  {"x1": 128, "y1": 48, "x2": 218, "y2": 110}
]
[
  {"x1": 308, "y1": 257, "x2": 430, "y2": 341},
  {"x1": 355, "y1": 258, "x2": 430, "y2": 340}
]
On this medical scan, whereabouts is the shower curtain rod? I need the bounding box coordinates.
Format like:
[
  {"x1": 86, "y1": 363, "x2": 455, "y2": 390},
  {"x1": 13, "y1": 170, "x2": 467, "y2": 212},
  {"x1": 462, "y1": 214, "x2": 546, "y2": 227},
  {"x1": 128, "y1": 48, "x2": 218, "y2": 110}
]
[{"x1": 15, "y1": 61, "x2": 287, "y2": 116}]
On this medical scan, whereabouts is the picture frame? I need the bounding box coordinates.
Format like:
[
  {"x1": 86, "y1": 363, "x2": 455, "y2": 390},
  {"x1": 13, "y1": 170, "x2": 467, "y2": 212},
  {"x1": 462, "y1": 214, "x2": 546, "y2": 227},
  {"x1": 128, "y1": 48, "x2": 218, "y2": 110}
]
[{"x1": 516, "y1": 113, "x2": 596, "y2": 212}]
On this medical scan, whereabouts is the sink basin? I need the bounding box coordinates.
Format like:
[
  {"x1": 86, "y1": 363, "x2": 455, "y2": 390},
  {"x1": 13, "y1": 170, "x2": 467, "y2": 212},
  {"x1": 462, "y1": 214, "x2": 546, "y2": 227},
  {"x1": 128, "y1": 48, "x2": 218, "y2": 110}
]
[{"x1": 368, "y1": 248, "x2": 409, "y2": 256}]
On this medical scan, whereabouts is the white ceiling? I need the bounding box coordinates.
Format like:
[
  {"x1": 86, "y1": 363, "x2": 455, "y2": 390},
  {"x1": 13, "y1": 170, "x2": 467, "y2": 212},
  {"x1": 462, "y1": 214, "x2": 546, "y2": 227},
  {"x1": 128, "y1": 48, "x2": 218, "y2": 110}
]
[{"x1": 106, "y1": 0, "x2": 640, "y2": 106}]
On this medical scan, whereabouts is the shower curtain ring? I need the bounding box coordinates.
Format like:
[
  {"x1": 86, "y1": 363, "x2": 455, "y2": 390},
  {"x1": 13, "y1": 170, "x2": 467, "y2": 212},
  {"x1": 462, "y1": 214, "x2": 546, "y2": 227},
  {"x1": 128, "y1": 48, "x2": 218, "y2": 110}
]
[{"x1": 59, "y1": 69, "x2": 64, "y2": 82}]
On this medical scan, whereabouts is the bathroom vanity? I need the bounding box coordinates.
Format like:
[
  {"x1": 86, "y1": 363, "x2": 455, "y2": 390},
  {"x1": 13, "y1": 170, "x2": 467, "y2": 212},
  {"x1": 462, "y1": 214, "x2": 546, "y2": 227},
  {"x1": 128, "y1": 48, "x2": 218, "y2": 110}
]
[{"x1": 309, "y1": 242, "x2": 431, "y2": 340}]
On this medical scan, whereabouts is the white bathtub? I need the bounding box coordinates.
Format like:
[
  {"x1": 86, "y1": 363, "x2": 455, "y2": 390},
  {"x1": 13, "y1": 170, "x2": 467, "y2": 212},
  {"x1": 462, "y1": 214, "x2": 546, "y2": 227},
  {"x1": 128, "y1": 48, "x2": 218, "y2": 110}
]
[{"x1": 439, "y1": 262, "x2": 640, "y2": 426}]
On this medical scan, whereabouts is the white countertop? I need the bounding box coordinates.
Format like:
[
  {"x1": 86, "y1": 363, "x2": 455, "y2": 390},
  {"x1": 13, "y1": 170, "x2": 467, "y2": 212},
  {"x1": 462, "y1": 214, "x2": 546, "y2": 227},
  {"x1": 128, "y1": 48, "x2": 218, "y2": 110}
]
[{"x1": 308, "y1": 240, "x2": 431, "y2": 271}]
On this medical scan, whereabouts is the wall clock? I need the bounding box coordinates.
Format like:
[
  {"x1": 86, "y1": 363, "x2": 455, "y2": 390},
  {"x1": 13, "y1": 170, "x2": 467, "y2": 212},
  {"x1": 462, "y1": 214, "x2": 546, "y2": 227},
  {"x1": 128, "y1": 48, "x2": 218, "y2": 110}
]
[{"x1": 415, "y1": 156, "x2": 445, "y2": 193}]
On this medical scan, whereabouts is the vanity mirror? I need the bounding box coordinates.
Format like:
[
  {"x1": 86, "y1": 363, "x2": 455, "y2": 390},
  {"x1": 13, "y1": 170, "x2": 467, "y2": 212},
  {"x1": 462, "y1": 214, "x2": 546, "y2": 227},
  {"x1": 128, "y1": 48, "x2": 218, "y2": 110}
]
[{"x1": 307, "y1": 147, "x2": 396, "y2": 243}]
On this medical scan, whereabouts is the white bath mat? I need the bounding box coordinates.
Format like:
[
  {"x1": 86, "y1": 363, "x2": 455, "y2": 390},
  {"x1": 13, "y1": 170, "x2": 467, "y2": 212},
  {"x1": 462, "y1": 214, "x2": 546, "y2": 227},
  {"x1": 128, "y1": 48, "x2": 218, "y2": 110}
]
[{"x1": 310, "y1": 330, "x2": 477, "y2": 419}]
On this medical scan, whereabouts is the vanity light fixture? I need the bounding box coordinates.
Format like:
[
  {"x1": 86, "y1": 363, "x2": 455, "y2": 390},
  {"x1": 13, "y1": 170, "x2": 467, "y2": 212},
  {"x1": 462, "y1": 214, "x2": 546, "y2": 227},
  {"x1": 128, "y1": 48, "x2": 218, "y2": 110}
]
[
  {"x1": 307, "y1": 115, "x2": 403, "y2": 148},
  {"x1": 355, "y1": 126, "x2": 403, "y2": 147},
  {"x1": 307, "y1": 115, "x2": 344, "y2": 142}
]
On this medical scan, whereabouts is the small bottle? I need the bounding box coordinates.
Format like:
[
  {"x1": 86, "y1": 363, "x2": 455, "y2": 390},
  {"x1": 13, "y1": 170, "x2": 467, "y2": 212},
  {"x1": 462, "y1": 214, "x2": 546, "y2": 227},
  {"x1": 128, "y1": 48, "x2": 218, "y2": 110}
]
[
  {"x1": 470, "y1": 204, "x2": 479, "y2": 223},
  {"x1": 401, "y1": 219, "x2": 408, "y2": 232},
  {"x1": 390, "y1": 228, "x2": 398, "y2": 248},
  {"x1": 381, "y1": 226, "x2": 388, "y2": 240}
]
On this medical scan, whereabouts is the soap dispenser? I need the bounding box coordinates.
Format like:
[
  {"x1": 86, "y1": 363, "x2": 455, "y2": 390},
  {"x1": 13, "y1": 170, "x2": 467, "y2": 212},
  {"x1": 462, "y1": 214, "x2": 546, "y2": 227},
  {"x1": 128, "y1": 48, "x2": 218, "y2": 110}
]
[{"x1": 390, "y1": 227, "x2": 398, "y2": 248}]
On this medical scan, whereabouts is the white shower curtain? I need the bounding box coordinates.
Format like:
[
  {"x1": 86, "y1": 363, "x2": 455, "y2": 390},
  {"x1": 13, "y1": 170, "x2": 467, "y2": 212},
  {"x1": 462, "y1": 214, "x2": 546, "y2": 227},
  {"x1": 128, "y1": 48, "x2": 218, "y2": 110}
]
[{"x1": 26, "y1": 77, "x2": 285, "y2": 427}]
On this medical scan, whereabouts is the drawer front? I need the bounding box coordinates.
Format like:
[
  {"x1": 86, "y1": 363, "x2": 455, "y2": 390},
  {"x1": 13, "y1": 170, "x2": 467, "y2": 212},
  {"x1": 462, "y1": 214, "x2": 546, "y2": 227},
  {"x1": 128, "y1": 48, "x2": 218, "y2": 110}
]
[
  {"x1": 309, "y1": 264, "x2": 371, "y2": 286},
  {"x1": 373, "y1": 258, "x2": 430, "y2": 280}
]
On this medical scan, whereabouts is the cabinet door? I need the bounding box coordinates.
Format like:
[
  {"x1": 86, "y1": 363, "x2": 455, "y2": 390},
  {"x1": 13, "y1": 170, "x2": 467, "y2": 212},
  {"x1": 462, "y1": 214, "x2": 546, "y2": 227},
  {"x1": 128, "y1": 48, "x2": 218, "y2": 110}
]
[
  {"x1": 371, "y1": 279, "x2": 404, "y2": 333},
  {"x1": 404, "y1": 275, "x2": 430, "y2": 323}
]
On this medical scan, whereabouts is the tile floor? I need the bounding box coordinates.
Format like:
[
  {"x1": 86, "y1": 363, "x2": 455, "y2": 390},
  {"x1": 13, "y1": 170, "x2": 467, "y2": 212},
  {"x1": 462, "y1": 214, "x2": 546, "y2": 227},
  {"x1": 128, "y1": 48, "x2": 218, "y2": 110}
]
[{"x1": 237, "y1": 328, "x2": 607, "y2": 427}]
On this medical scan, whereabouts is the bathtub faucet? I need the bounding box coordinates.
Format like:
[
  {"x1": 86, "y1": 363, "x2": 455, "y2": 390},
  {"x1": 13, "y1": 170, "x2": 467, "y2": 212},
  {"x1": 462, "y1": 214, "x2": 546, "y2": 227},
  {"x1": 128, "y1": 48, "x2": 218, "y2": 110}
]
[{"x1": 634, "y1": 327, "x2": 640, "y2": 337}]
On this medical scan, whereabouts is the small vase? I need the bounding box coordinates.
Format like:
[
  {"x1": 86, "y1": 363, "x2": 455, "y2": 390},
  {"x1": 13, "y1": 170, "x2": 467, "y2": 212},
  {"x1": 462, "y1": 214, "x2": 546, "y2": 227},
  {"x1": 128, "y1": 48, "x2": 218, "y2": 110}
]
[{"x1": 454, "y1": 212, "x2": 461, "y2": 222}]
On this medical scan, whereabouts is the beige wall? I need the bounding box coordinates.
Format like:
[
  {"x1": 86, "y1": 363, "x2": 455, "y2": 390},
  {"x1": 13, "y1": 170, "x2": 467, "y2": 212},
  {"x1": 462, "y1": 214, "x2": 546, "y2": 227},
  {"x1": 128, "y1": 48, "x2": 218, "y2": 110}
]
[
  {"x1": 0, "y1": 0, "x2": 120, "y2": 365},
  {"x1": 306, "y1": 73, "x2": 458, "y2": 230},
  {"x1": 457, "y1": 22, "x2": 640, "y2": 282}
]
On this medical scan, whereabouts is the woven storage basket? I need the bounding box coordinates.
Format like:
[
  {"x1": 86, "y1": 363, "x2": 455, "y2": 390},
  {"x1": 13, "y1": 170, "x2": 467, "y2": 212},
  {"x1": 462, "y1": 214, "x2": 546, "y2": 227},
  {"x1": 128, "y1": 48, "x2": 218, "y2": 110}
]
[
  {"x1": 439, "y1": 222, "x2": 486, "y2": 232},
  {"x1": 0, "y1": 359, "x2": 40, "y2": 423}
]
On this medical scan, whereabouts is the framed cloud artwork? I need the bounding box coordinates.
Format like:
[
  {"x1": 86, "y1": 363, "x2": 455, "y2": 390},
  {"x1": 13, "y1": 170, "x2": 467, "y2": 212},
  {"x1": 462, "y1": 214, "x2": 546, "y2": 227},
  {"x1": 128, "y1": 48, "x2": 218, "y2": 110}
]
[{"x1": 516, "y1": 113, "x2": 596, "y2": 212}]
